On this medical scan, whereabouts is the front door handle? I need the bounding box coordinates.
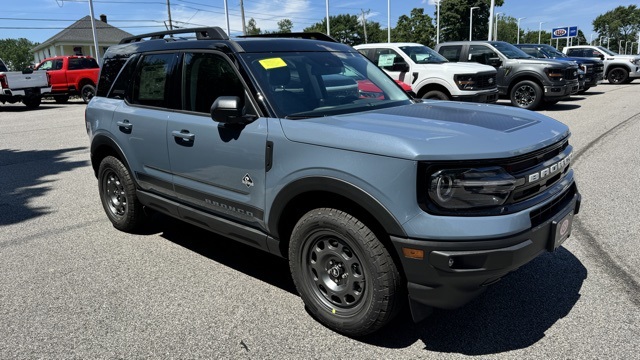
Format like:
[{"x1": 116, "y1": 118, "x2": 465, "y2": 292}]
[{"x1": 172, "y1": 130, "x2": 195, "y2": 142}]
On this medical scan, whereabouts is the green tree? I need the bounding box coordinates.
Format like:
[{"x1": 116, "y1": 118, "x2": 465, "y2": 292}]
[
  {"x1": 392, "y1": 8, "x2": 435, "y2": 46},
  {"x1": 277, "y1": 19, "x2": 294, "y2": 33},
  {"x1": 303, "y1": 14, "x2": 362, "y2": 45},
  {"x1": 438, "y1": 0, "x2": 505, "y2": 42},
  {"x1": 0, "y1": 38, "x2": 38, "y2": 70},
  {"x1": 593, "y1": 5, "x2": 640, "y2": 53},
  {"x1": 494, "y1": 15, "x2": 517, "y2": 43},
  {"x1": 246, "y1": 18, "x2": 261, "y2": 35}
]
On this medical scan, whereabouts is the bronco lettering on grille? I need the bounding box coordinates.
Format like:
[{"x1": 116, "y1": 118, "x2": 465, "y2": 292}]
[{"x1": 527, "y1": 152, "x2": 572, "y2": 183}]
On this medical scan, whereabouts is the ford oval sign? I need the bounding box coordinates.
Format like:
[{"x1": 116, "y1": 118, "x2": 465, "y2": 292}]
[{"x1": 554, "y1": 28, "x2": 567, "y2": 37}]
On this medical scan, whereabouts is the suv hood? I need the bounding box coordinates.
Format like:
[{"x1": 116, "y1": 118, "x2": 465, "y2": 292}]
[{"x1": 279, "y1": 102, "x2": 570, "y2": 161}]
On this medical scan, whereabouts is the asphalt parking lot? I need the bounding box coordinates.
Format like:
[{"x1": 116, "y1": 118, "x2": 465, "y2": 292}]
[{"x1": 1, "y1": 86, "x2": 639, "y2": 358}]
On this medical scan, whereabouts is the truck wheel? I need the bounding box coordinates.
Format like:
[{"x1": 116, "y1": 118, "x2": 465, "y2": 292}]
[
  {"x1": 289, "y1": 208, "x2": 402, "y2": 336},
  {"x1": 81, "y1": 84, "x2": 96, "y2": 103},
  {"x1": 22, "y1": 97, "x2": 42, "y2": 109},
  {"x1": 510, "y1": 80, "x2": 542, "y2": 110},
  {"x1": 607, "y1": 67, "x2": 629, "y2": 84},
  {"x1": 422, "y1": 90, "x2": 449, "y2": 101},
  {"x1": 54, "y1": 95, "x2": 70, "y2": 104},
  {"x1": 98, "y1": 156, "x2": 146, "y2": 232}
]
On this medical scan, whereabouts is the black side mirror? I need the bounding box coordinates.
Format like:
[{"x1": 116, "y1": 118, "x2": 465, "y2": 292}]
[
  {"x1": 488, "y1": 57, "x2": 502, "y2": 67},
  {"x1": 392, "y1": 62, "x2": 410, "y2": 72},
  {"x1": 211, "y1": 96, "x2": 255, "y2": 125},
  {"x1": 599, "y1": 55, "x2": 605, "y2": 60}
]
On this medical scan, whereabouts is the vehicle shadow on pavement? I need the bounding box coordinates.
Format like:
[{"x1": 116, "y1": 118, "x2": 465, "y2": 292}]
[
  {"x1": 157, "y1": 215, "x2": 297, "y2": 295},
  {"x1": 0, "y1": 147, "x2": 88, "y2": 226},
  {"x1": 541, "y1": 103, "x2": 581, "y2": 111},
  {"x1": 361, "y1": 247, "x2": 586, "y2": 354}
]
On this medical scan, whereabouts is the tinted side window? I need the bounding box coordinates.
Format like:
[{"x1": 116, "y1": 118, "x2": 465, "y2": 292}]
[
  {"x1": 130, "y1": 53, "x2": 176, "y2": 108},
  {"x1": 520, "y1": 48, "x2": 541, "y2": 58},
  {"x1": 106, "y1": 55, "x2": 138, "y2": 99},
  {"x1": 38, "y1": 60, "x2": 54, "y2": 70},
  {"x1": 97, "y1": 55, "x2": 132, "y2": 97},
  {"x1": 438, "y1": 46, "x2": 461, "y2": 62},
  {"x1": 183, "y1": 52, "x2": 244, "y2": 114},
  {"x1": 468, "y1": 45, "x2": 498, "y2": 65},
  {"x1": 566, "y1": 49, "x2": 583, "y2": 57},
  {"x1": 68, "y1": 58, "x2": 82, "y2": 70}
]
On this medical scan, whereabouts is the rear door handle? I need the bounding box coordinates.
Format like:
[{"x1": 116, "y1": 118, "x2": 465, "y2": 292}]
[{"x1": 116, "y1": 120, "x2": 133, "y2": 131}]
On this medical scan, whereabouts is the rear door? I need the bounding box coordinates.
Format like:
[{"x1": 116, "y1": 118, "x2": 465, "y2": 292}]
[
  {"x1": 110, "y1": 52, "x2": 178, "y2": 198},
  {"x1": 167, "y1": 51, "x2": 268, "y2": 228}
]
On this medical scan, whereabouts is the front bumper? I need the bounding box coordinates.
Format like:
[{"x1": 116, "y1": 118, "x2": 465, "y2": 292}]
[
  {"x1": 543, "y1": 79, "x2": 579, "y2": 99},
  {"x1": 451, "y1": 88, "x2": 499, "y2": 104},
  {"x1": 391, "y1": 184, "x2": 581, "y2": 311},
  {"x1": 584, "y1": 72, "x2": 604, "y2": 87}
]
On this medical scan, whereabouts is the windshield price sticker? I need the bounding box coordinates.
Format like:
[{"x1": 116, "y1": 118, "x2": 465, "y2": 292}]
[
  {"x1": 378, "y1": 54, "x2": 395, "y2": 67},
  {"x1": 259, "y1": 58, "x2": 287, "y2": 70}
]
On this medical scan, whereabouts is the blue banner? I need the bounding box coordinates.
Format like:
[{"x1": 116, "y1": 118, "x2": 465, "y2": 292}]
[{"x1": 552, "y1": 26, "x2": 578, "y2": 39}]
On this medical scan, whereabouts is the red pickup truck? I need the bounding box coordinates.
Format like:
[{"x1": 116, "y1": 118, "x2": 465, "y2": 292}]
[{"x1": 35, "y1": 56, "x2": 100, "y2": 103}]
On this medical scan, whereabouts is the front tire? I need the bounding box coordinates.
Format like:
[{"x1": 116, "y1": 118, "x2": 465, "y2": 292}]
[
  {"x1": 22, "y1": 97, "x2": 41, "y2": 109},
  {"x1": 54, "y1": 95, "x2": 70, "y2": 103},
  {"x1": 510, "y1": 80, "x2": 542, "y2": 110},
  {"x1": 98, "y1": 156, "x2": 145, "y2": 232},
  {"x1": 422, "y1": 90, "x2": 449, "y2": 101},
  {"x1": 289, "y1": 208, "x2": 402, "y2": 336},
  {"x1": 607, "y1": 67, "x2": 629, "y2": 84}
]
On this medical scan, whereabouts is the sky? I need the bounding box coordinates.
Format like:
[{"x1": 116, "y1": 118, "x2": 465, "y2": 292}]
[{"x1": 1, "y1": 0, "x2": 638, "y2": 44}]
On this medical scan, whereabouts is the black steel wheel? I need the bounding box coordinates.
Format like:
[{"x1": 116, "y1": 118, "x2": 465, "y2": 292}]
[
  {"x1": 81, "y1": 84, "x2": 96, "y2": 103},
  {"x1": 422, "y1": 90, "x2": 449, "y2": 101},
  {"x1": 98, "y1": 156, "x2": 145, "y2": 232},
  {"x1": 607, "y1": 67, "x2": 629, "y2": 84},
  {"x1": 510, "y1": 80, "x2": 542, "y2": 110},
  {"x1": 289, "y1": 208, "x2": 402, "y2": 336}
]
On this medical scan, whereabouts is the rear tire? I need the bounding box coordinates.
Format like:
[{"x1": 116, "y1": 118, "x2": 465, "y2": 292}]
[
  {"x1": 289, "y1": 208, "x2": 403, "y2": 336},
  {"x1": 510, "y1": 80, "x2": 542, "y2": 110},
  {"x1": 98, "y1": 156, "x2": 146, "y2": 232},
  {"x1": 54, "y1": 95, "x2": 70, "y2": 104},
  {"x1": 81, "y1": 84, "x2": 96, "y2": 103},
  {"x1": 23, "y1": 97, "x2": 41, "y2": 109}
]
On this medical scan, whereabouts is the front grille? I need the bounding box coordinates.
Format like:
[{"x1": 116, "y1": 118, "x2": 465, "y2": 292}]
[
  {"x1": 476, "y1": 72, "x2": 497, "y2": 89},
  {"x1": 593, "y1": 64, "x2": 604, "y2": 74},
  {"x1": 530, "y1": 183, "x2": 576, "y2": 227},
  {"x1": 565, "y1": 68, "x2": 578, "y2": 80}
]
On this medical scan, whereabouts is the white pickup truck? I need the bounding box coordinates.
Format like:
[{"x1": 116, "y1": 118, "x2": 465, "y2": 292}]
[
  {"x1": 563, "y1": 45, "x2": 640, "y2": 84},
  {"x1": 0, "y1": 58, "x2": 51, "y2": 109},
  {"x1": 354, "y1": 42, "x2": 499, "y2": 103}
]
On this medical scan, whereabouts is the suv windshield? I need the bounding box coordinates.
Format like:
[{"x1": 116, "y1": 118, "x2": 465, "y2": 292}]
[
  {"x1": 493, "y1": 42, "x2": 533, "y2": 59},
  {"x1": 540, "y1": 45, "x2": 566, "y2": 58},
  {"x1": 241, "y1": 51, "x2": 411, "y2": 118},
  {"x1": 398, "y1": 45, "x2": 448, "y2": 64}
]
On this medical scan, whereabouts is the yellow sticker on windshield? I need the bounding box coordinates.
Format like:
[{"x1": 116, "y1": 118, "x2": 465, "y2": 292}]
[{"x1": 259, "y1": 58, "x2": 287, "y2": 70}]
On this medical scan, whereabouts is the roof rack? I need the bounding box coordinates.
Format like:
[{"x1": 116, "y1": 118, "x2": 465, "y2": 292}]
[
  {"x1": 238, "y1": 32, "x2": 337, "y2": 43},
  {"x1": 119, "y1": 27, "x2": 229, "y2": 44}
]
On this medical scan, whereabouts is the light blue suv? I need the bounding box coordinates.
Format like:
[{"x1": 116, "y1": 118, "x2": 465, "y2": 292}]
[{"x1": 86, "y1": 28, "x2": 581, "y2": 336}]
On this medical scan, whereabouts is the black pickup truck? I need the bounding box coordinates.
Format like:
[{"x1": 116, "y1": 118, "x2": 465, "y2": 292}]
[
  {"x1": 514, "y1": 43, "x2": 604, "y2": 93},
  {"x1": 435, "y1": 41, "x2": 579, "y2": 110}
]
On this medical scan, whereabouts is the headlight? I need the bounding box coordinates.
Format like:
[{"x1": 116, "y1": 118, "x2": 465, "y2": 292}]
[
  {"x1": 428, "y1": 167, "x2": 516, "y2": 209},
  {"x1": 630, "y1": 58, "x2": 640, "y2": 65},
  {"x1": 454, "y1": 74, "x2": 477, "y2": 90},
  {"x1": 545, "y1": 68, "x2": 564, "y2": 81}
]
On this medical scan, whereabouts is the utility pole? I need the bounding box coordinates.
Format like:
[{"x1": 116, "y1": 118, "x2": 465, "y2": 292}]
[
  {"x1": 88, "y1": 0, "x2": 100, "y2": 64},
  {"x1": 240, "y1": 0, "x2": 246, "y2": 35},
  {"x1": 361, "y1": 9, "x2": 370, "y2": 44},
  {"x1": 166, "y1": 0, "x2": 173, "y2": 30}
]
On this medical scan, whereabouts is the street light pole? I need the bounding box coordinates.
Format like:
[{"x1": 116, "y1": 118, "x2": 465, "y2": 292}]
[
  {"x1": 625, "y1": 41, "x2": 628, "y2": 54},
  {"x1": 387, "y1": 0, "x2": 390, "y2": 42},
  {"x1": 326, "y1": 0, "x2": 330, "y2": 36},
  {"x1": 517, "y1": 17, "x2": 526, "y2": 44},
  {"x1": 88, "y1": 0, "x2": 100, "y2": 65},
  {"x1": 494, "y1": 13, "x2": 502, "y2": 41},
  {"x1": 436, "y1": 0, "x2": 441, "y2": 45},
  {"x1": 538, "y1": 22, "x2": 545, "y2": 44},
  {"x1": 469, "y1": 7, "x2": 479, "y2": 41},
  {"x1": 488, "y1": 0, "x2": 495, "y2": 40}
]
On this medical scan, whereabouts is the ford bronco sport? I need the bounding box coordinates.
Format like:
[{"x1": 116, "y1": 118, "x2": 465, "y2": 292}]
[{"x1": 86, "y1": 28, "x2": 581, "y2": 336}]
